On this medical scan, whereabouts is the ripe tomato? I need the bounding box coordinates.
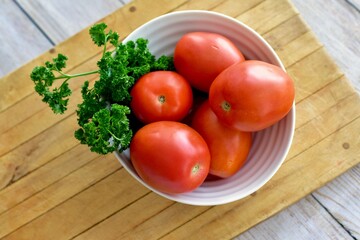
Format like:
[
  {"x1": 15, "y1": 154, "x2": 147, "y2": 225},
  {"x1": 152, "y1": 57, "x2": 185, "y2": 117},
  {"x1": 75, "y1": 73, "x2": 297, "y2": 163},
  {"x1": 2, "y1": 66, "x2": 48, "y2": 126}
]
[
  {"x1": 192, "y1": 100, "x2": 252, "y2": 178},
  {"x1": 130, "y1": 71, "x2": 193, "y2": 124},
  {"x1": 130, "y1": 121, "x2": 210, "y2": 194},
  {"x1": 174, "y1": 32, "x2": 245, "y2": 92},
  {"x1": 209, "y1": 60, "x2": 295, "y2": 132}
]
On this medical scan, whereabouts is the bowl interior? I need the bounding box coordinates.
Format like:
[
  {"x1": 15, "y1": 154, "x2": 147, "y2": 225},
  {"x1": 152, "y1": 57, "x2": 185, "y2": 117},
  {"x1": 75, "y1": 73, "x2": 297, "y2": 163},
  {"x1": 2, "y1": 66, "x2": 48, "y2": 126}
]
[{"x1": 115, "y1": 10, "x2": 295, "y2": 206}]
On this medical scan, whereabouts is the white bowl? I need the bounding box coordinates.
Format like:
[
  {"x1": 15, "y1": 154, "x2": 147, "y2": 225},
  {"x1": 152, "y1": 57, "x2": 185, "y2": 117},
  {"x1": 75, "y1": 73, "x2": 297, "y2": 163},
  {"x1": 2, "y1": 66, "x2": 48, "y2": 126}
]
[{"x1": 114, "y1": 10, "x2": 295, "y2": 206}]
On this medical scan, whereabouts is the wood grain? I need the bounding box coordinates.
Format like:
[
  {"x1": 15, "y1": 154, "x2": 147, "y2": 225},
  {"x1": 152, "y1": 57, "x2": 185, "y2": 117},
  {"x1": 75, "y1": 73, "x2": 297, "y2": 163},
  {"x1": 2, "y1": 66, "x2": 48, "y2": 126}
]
[
  {"x1": 211, "y1": 0, "x2": 264, "y2": 16},
  {"x1": 2, "y1": 167, "x2": 147, "y2": 240},
  {"x1": 72, "y1": 192, "x2": 176, "y2": 239},
  {"x1": 0, "y1": 154, "x2": 120, "y2": 239},
  {"x1": 312, "y1": 165, "x2": 360, "y2": 239},
  {"x1": 234, "y1": 196, "x2": 353, "y2": 240},
  {"x1": 290, "y1": 1, "x2": 360, "y2": 239},
  {"x1": 0, "y1": 144, "x2": 96, "y2": 212},
  {"x1": 292, "y1": 0, "x2": 360, "y2": 93},
  {"x1": 0, "y1": 0, "x2": 189, "y2": 186},
  {"x1": 348, "y1": 0, "x2": 360, "y2": 10},
  {"x1": 0, "y1": 0, "x2": 359, "y2": 239},
  {"x1": 0, "y1": 114, "x2": 79, "y2": 190},
  {"x1": 0, "y1": 0, "x2": 51, "y2": 77},
  {"x1": 15, "y1": 0, "x2": 124, "y2": 44},
  {"x1": 236, "y1": 0, "x2": 298, "y2": 35}
]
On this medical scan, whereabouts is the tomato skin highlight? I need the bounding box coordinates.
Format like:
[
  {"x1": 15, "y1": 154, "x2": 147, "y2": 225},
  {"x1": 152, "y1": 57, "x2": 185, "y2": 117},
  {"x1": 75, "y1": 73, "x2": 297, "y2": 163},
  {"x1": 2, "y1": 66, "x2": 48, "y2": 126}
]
[
  {"x1": 130, "y1": 71, "x2": 193, "y2": 124},
  {"x1": 130, "y1": 121, "x2": 210, "y2": 194},
  {"x1": 174, "y1": 32, "x2": 245, "y2": 92},
  {"x1": 209, "y1": 60, "x2": 295, "y2": 132},
  {"x1": 192, "y1": 101, "x2": 252, "y2": 178}
]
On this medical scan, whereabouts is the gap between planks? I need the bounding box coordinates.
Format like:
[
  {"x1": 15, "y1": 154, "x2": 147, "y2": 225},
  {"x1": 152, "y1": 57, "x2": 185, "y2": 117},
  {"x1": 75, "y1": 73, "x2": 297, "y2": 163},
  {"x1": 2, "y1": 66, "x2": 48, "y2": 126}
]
[
  {"x1": 0, "y1": 0, "x2": 358, "y2": 238},
  {"x1": 0, "y1": 0, "x2": 348, "y2": 218},
  {"x1": 0, "y1": 0, "x2": 286, "y2": 187},
  {"x1": 1, "y1": 74, "x2": 355, "y2": 238},
  {"x1": 12, "y1": 0, "x2": 56, "y2": 45},
  {"x1": 0, "y1": 9, "x2": 322, "y2": 208},
  {"x1": 1, "y1": 1, "x2": 308, "y2": 146}
]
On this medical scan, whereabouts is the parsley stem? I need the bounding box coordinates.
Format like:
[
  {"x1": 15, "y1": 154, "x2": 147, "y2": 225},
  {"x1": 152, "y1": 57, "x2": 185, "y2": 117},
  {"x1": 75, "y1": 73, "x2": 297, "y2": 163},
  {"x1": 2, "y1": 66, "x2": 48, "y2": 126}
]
[
  {"x1": 60, "y1": 77, "x2": 71, "y2": 88},
  {"x1": 54, "y1": 70, "x2": 100, "y2": 80},
  {"x1": 102, "y1": 42, "x2": 107, "y2": 57},
  {"x1": 108, "y1": 129, "x2": 122, "y2": 142}
]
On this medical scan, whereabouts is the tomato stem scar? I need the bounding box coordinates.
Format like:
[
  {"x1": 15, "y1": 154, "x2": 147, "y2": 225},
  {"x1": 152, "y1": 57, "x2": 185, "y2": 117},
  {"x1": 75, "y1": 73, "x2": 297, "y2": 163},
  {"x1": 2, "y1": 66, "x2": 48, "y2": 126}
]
[
  {"x1": 192, "y1": 164, "x2": 200, "y2": 174},
  {"x1": 158, "y1": 95, "x2": 166, "y2": 103},
  {"x1": 221, "y1": 101, "x2": 231, "y2": 112}
]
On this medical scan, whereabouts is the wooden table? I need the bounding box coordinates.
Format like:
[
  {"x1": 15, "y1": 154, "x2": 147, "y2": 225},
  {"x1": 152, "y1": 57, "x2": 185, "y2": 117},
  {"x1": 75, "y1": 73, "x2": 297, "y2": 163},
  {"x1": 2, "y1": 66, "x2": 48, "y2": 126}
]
[{"x1": 0, "y1": 0, "x2": 359, "y2": 239}]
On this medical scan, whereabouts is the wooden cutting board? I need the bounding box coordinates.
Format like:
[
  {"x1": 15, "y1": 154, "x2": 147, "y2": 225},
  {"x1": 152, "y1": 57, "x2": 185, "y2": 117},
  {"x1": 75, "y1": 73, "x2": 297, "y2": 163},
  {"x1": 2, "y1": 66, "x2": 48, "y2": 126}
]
[{"x1": 0, "y1": 0, "x2": 359, "y2": 239}]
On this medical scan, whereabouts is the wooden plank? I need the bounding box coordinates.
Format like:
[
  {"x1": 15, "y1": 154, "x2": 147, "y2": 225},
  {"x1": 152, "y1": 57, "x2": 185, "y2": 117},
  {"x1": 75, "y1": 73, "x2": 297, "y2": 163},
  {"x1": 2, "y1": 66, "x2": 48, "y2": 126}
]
[
  {"x1": 275, "y1": 31, "x2": 322, "y2": 67},
  {"x1": 0, "y1": 114, "x2": 79, "y2": 190},
  {"x1": 120, "y1": 0, "x2": 188, "y2": 30},
  {"x1": 16, "y1": 0, "x2": 124, "y2": 44},
  {"x1": 0, "y1": 154, "x2": 120, "y2": 239},
  {"x1": 234, "y1": 196, "x2": 353, "y2": 240},
  {"x1": 5, "y1": 56, "x2": 356, "y2": 239},
  {"x1": 312, "y1": 165, "x2": 360, "y2": 239},
  {"x1": 292, "y1": 0, "x2": 360, "y2": 92},
  {"x1": 261, "y1": 15, "x2": 323, "y2": 67},
  {"x1": 348, "y1": 0, "x2": 360, "y2": 10},
  {"x1": 0, "y1": 88, "x2": 83, "y2": 157},
  {"x1": 1, "y1": 168, "x2": 147, "y2": 240},
  {"x1": 0, "y1": 1, "x2": 51, "y2": 77},
  {"x1": 288, "y1": 1, "x2": 360, "y2": 238},
  {"x1": 174, "y1": 0, "x2": 226, "y2": 11},
  {"x1": 287, "y1": 48, "x2": 343, "y2": 102},
  {"x1": 236, "y1": 0, "x2": 298, "y2": 35},
  {"x1": 118, "y1": 202, "x2": 209, "y2": 239},
  {"x1": 289, "y1": 93, "x2": 360, "y2": 159},
  {"x1": 0, "y1": 0, "x2": 358, "y2": 240},
  {"x1": 295, "y1": 76, "x2": 355, "y2": 128},
  {"x1": 73, "y1": 193, "x2": 175, "y2": 239},
  {"x1": 262, "y1": 14, "x2": 310, "y2": 50},
  {"x1": 0, "y1": 144, "x2": 97, "y2": 213},
  {"x1": 212, "y1": 0, "x2": 264, "y2": 16}
]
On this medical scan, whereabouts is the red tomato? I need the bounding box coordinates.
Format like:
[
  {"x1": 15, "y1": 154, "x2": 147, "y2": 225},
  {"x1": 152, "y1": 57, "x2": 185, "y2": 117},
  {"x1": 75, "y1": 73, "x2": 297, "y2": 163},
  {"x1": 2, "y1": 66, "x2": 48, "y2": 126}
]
[
  {"x1": 209, "y1": 60, "x2": 295, "y2": 132},
  {"x1": 174, "y1": 32, "x2": 245, "y2": 92},
  {"x1": 130, "y1": 121, "x2": 210, "y2": 194},
  {"x1": 192, "y1": 100, "x2": 252, "y2": 178},
  {"x1": 130, "y1": 71, "x2": 193, "y2": 124}
]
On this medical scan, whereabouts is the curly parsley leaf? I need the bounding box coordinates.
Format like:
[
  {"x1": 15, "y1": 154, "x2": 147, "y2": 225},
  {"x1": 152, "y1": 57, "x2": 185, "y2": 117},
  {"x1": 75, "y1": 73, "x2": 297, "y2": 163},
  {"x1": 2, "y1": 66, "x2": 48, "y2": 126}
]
[
  {"x1": 74, "y1": 104, "x2": 132, "y2": 154},
  {"x1": 89, "y1": 23, "x2": 118, "y2": 47},
  {"x1": 30, "y1": 54, "x2": 72, "y2": 114},
  {"x1": 76, "y1": 81, "x2": 107, "y2": 126}
]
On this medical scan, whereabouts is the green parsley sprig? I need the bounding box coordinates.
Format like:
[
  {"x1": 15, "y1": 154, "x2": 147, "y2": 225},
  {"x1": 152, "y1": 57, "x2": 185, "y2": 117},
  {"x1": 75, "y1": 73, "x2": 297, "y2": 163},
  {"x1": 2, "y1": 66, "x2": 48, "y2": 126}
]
[{"x1": 30, "y1": 23, "x2": 174, "y2": 154}]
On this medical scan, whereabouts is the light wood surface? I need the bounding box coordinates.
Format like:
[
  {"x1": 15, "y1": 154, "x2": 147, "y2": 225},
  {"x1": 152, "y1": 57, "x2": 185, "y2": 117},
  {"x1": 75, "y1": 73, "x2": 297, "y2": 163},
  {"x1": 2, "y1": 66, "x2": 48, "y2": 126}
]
[{"x1": 0, "y1": 0, "x2": 359, "y2": 239}]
